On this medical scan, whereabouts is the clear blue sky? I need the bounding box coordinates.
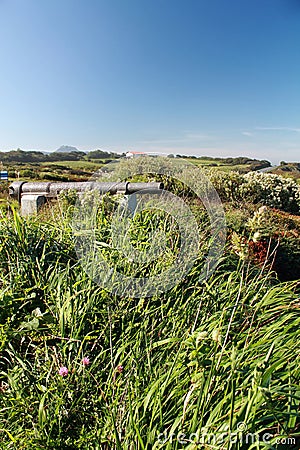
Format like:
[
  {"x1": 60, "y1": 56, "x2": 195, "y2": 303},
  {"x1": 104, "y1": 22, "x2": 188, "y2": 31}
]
[{"x1": 0, "y1": 0, "x2": 300, "y2": 163}]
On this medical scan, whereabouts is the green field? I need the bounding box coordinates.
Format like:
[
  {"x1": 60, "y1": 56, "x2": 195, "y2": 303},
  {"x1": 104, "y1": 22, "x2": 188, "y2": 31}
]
[
  {"x1": 184, "y1": 158, "x2": 256, "y2": 173},
  {"x1": 40, "y1": 160, "x2": 106, "y2": 170}
]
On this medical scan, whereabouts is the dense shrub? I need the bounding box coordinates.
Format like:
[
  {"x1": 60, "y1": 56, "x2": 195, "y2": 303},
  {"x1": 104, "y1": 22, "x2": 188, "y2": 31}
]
[
  {"x1": 207, "y1": 170, "x2": 243, "y2": 201},
  {"x1": 226, "y1": 202, "x2": 300, "y2": 281},
  {"x1": 272, "y1": 234, "x2": 300, "y2": 281},
  {"x1": 39, "y1": 172, "x2": 69, "y2": 181},
  {"x1": 241, "y1": 171, "x2": 300, "y2": 213},
  {"x1": 207, "y1": 169, "x2": 300, "y2": 214},
  {"x1": 0, "y1": 181, "x2": 9, "y2": 194},
  {"x1": 19, "y1": 169, "x2": 36, "y2": 178}
]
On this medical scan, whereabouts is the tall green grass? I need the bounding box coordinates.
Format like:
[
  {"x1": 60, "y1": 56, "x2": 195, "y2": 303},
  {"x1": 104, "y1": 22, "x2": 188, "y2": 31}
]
[{"x1": 0, "y1": 206, "x2": 299, "y2": 449}]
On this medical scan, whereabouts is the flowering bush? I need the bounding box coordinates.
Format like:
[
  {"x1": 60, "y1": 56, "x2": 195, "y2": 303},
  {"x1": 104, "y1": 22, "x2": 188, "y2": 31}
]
[
  {"x1": 206, "y1": 170, "x2": 243, "y2": 201},
  {"x1": 227, "y1": 203, "x2": 300, "y2": 280},
  {"x1": 206, "y1": 169, "x2": 300, "y2": 214},
  {"x1": 241, "y1": 172, "x2": 300, "y2": 213}
]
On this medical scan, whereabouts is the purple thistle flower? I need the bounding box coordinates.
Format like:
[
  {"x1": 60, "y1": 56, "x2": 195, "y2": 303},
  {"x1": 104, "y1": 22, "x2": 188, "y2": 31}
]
[{"x1": 58, "y1": 366, "x2": 68, "y2": 377}]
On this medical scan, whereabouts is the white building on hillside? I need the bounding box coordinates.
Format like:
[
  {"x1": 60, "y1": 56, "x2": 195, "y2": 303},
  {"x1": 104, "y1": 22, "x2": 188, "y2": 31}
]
[{"x1": 125, "y1": 151, "x2": 146, "y2": 158}]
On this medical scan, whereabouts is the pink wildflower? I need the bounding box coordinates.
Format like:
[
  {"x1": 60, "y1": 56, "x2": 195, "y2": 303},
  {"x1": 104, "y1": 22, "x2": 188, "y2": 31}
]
[
  {"x1": 58, "y1": 366, "x2": 68, "y2": 377},
  {"x1": 82, "y1": 357, "x2": 90, "y2": 366},
  {"x1": 116, "y1": 365, "x2": 123, "y2": 374},
  {"x1": 113, "y1": 364, "x2": 124, "y2": 381}
]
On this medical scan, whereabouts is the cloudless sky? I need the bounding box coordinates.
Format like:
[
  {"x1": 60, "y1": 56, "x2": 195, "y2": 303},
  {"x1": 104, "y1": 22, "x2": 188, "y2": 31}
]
[{"x1": 0, "y1": 0, "x2": 300, "y2": 163}]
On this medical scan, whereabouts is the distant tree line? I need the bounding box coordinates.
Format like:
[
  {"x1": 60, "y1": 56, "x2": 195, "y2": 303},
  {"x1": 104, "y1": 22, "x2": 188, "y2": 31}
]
[
  {"x1": 171, "y1": 154, "x2": 271, "y2": 169},
  {"x1": 86, "y1": 149, "x2": 120, "y2": 159},
  {"x1": 0, "y1": 149, "x2": 122, "y2": 164}
]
